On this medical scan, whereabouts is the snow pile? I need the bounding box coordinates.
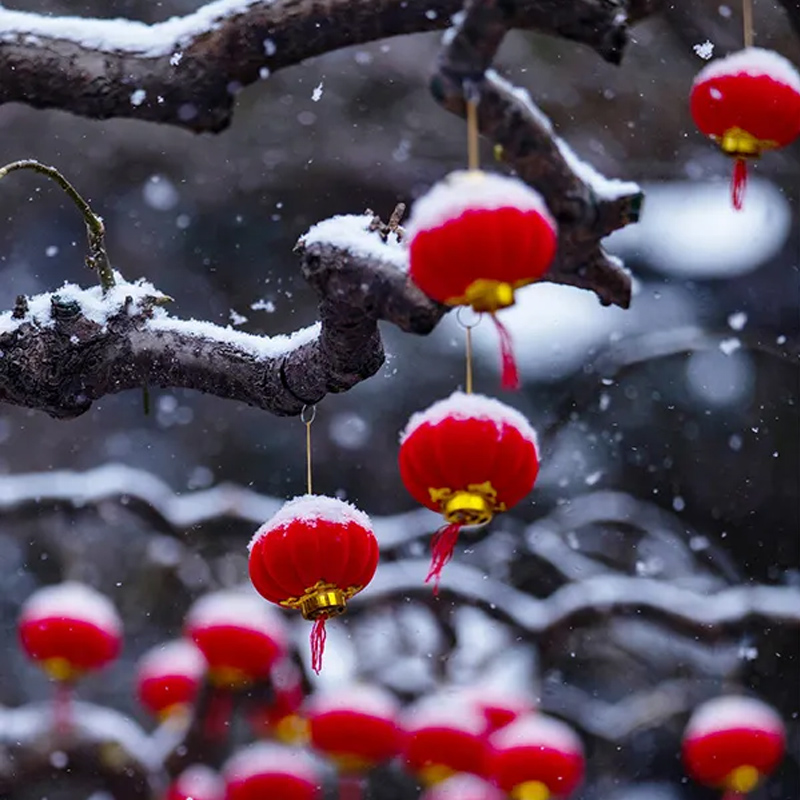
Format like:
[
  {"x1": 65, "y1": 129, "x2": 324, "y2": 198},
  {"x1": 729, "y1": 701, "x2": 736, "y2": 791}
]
[
  {"x1": 169, "y1": 765, "x2": 225, "y2": 800},
  {"x1": 490, "y1": 713, "x2": 583, "y2": 755},
  {"x1": 422, "y1": 775, "x2": 505, "y2": 800},
  {"x1": 20, "y1": 581, "x2": 122, "y2": 634},
  {"x1": 306, "y1": 683, "x2": 399, "y2": 719},
  {"x1": 400, "y1": 391, "x2": 538, "y2": 447},
  {"x1": 685, "y1": 696, "x2": 784, "y2": 738},
  {"x1": 693, "y1": 47, "x2": 800, "y2": 91},
  {"x1": 605, "y1": 178, "x2": 791, "y2": 278},
  {"x1": 249, "y1": 494, "x2": 373, "y2": 551},
  {"x1": 403, "y1": 694, "x2": 486, "y2": 735},
  {"x1": 0, "y1": 0, "x2": 268, "y2": 57},
  {"x1": 186, "y1": 589, "x2": 286, "y2": 635},
  {"x1": 223, "y1": 742, "x2": 320, "y2": 783},
  {"x1": 300, "y1": 213, "x2": 407, "y2": 270},
  {"x1": 137, "y1": 639, "x2": 207, "y2": 679}
]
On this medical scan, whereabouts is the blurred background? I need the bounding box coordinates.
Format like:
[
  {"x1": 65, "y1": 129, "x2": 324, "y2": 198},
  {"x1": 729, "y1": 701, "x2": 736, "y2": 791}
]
[{"x1": 0, "y1": 1, "x2": 797, "y2": 798}]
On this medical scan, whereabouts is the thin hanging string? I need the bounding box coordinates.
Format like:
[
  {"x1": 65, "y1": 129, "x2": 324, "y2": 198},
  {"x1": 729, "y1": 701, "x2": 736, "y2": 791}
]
[
  {"x1": 456, "y1": 308, "x2": 480, "y2": 395},
  {"x1": 467, "y1": 96, "x2": 480, "y2": 171},
  {"x1": 742, "y1": 0, "x2": 753, "y2": 47},
  {"x1": 301, "y1": 405, "x2": 316, "y2": 495}
]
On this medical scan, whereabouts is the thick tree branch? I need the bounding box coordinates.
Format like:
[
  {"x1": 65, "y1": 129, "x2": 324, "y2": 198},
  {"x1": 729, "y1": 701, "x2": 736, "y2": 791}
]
[
  {"x1": 433, "y1": 0, "x2": 642, "y2": 307},
  {"x1": 0, "y1": 0, "x2": 650, "y2": 133}
]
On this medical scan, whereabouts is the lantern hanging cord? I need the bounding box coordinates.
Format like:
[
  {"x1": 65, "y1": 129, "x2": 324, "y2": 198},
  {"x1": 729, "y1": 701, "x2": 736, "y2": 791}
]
[
  {"x1": 742, "y1": 0, "x2": 753, "y2": 47},
  {"x1": 301, "y1": 404, "x2": 316, "y2": 495},
  {"x1": 465, "y1": 81, "x2": 481, "y2": 171},
  {"x1": 456, "y1": 307, "x2": 481, "y2": 394}
]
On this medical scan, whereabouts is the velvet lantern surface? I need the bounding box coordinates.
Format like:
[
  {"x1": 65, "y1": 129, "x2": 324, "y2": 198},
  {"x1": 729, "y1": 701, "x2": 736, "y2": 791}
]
[
  {"x1": 682, "y1": 696, "x2": 786, "y2": 796},
  {"x1": 18, "y1": 581, "x2": 123, "y2": 682},
  {"x1": 224, "y1": 744, "x2": 321, "y2": 800},
  {"x1": 136, "y1": 639, "x2": 206, "y2": 719},
  {"x1": 249, "y1": 494, "x2": 379, "y2": 673},
  {"x1": 406, "y1": 170, "x2": 557, "y2": 389},
  {"x1": 690, "y1": 47, "x2": 800, "y2": 209},
  {"x1": 184, "y1": 590, "x2": 288, "y2": 688},
  {"x1": 487, "y1": 714, "x2": 585, "y2": 800},
  {"x1": 398, "y1": 391, "x2": 539, "y2": 590}
]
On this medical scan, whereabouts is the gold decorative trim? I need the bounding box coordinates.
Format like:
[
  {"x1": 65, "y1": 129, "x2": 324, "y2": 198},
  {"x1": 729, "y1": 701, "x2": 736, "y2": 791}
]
[
  {"x1": 429, "y1": 481, "x2": 505, "y2": 525},
  {"x1": 714, "y1": 126, "x2": 777, "y2": 158},
  {"x1": 279, "y1": 580, "x2": 363, "y2": 621}
]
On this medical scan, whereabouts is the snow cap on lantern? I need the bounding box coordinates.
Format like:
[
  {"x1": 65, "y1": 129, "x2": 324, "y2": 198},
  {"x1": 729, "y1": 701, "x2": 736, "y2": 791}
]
[
  {"x1": 488, "y1": 714, "x2": 585, "y2": 800},
  {"x1": 307, "y1": 684, "x2": 403, "y2": 773},
  {"x1": 406, "y1": 170, "x2": 557, "y2": 312},
  {"x1": 420, "y1": 775, "x2": 505, "y2": 800},
  {"x1": 402, "y1": 695, "x2": 489, "y2": 786},
  {"x1": 184, "y1": 590, "x2": 287, "y2": 688},
  {"x1": 166, "y1": 765, "x2": 225, "y2": 800},
  {"x1": 224, "y1": 743, "x2": 322, "y2": 800},
  {"x1": 248, "y1": 494, "x2": 379, "y2": 674},
  {"x1": 682, "y1": 695, "x2": 785, "y2": 794},
  {"x1": 18, "y1": 582, "x2": 123, "y2": 681},
  {"x1": 441, "y1": 685, "x2": 537, "y2": 736},
  {"x1": 249, "y1": 659, "x2": 308, "y2": 744},
  {"x1": 136, "y1": 639, "x2": 206, "y2": 719},
  {"x1": 399, "y1": 391, "x2": 539, "y2": 589},
  {"x1": 690, "y1": 47, "x2": 800, "y2": 209},
  {"x1": 407, "y1": 170, "x2": 558, "y2": 389}
]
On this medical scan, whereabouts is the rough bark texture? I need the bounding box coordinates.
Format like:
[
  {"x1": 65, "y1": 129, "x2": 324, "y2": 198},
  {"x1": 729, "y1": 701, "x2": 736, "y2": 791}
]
[{"x1": 0, "y1": 0, "x2": 645, "y2": 133}]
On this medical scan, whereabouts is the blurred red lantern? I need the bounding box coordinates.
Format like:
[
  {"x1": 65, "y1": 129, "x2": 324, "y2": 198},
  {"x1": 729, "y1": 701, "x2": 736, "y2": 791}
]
[
  {"x1": 166, "y1": 765, "x2": 225, "y2": 800},
  {"x1": 398, "y1": 391, "x2": 539, "y2": 590},
  {"x1": 407, "y1": 170, "x2": 557, "y2": 389},
  {"x1": 488, "y1": 714, "x2": 585, "y2": 800},
  {"x1": 420, "y1": 775, "x2": 505, "y2": 800},
  {"x1": 136, "y1": 639, "x2": 206, "y2": 720},
  {"x1": 307, "y1": 685, "x2": 403, "y2": 800},
  {"x1": 249, "y1": 495, "x2": 379, "y2": 674},
  {"x1": 184, "y1": 590, "x2": 287, "y2": 688},
  {"x1": 224, "y1": 743, "x2": 321, "y2": 800},
  {"x1": 682, "y1": 696, "x2": 785, "y2": 795},
  {"x1": 248, "y1": 659, "x2": 308, "y2": 745},
  {"x1": 402, "y1": 698, "x2": 489, "y2": 787},
  {"x1": 690, "y1": 47, "x2": 800, "y2": 209},
  {"x1": 18, "y1": 582, "x2": 122, "y2": 681},
  {"x1": 444, "y1": 686, "x2": 536, "y2": 736}
]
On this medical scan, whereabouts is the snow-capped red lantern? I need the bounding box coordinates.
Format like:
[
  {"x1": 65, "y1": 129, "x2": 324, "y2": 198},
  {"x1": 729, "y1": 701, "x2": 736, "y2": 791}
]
[
  {"x1": 682, "y1": 696, "x2": 785, "y2": 795},
  {"x1": 398, "y1": 391, "x2": 539, "y2": 590},
  {"x1": 166, "y1": 765, "x2": 225, "y2": 800},
  {"x1": 487, "y1": 714, "x2": 585, "y2": 800},
  {"x1": 443, "y1": 686, "x2": 536, "y2": 736},
  {"x1": 402, "y1": 697, "x2": 489, "y2": 787},
  {"x1": 307, "y1": 685, "x2": 403, "y2": 799},
  {"x1": 407, "y1": 170, "x2": 557, "y2": 389},
  {"x1": 184, "y1": 590, "x2": 287, "y2": 688},
  {"x1": 690, "y1": 48, "x2": 800, "y2": 209},
  {"x1": 420, "y1": 775, "x2": 505, "y2": 800},
  {"x1": 18, "y1": 582, "x2": 122, "y2": 681},
  {"x1": 248, "y1": 495, "x2": 379, "y2": 674},
  {"x1": 249, "y1": 659, "x2": 308, "y2": 745},
  {"x1": 224, "y1": 743, "x2": 321, "y2": 800},
  {"x1": 136, "y1": 639, "x2": 206, "y2": 720}
]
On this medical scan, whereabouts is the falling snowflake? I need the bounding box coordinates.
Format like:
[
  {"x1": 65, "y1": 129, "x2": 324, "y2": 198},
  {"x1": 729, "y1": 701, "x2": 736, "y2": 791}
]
[
  {"x1": 312, "y1": 82, "x2": 324, "y2": 102},
  {"x1": 693, "y1": 40, "x2": 715, "y2": 60}
]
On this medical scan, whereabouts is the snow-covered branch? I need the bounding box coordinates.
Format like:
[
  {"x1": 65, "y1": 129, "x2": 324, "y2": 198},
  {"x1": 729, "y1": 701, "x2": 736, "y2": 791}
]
[
  {"x1": 0, "y1": 0, "x2": 648, "y2": 133},
  {"x1": 0, "y1": 214, "x2": 441, "y2": 418}
]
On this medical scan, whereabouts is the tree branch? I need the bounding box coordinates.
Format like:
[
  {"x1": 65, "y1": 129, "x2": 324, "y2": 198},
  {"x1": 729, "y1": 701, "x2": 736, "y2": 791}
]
[{"x1": 0, "y1": 0, "x2": 649, "y2": 134}]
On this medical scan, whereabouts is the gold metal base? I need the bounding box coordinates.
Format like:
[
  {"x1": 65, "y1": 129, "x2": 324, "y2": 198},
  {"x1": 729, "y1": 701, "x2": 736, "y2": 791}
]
[
  {"x1": 463, "y1": 279, "x2": 516, "y2": 313},
  {"x1": 442, "y1": 490, "x2": 493, "y2": 526},
  {"x1": 726, "y1": 765, "x2": 760, "y2": 794},
  {"x1": 419, "y1": 764, "x2": 455, "y2": 786},
  {"x1": 299, "y1": 587, "x2": 347, "y2": 621},
  {"x1": 42, "y1": 657, "x2": 80, "y2": 682},
  {"x1": 512, "y1": 781, "x2": 550, "y2": 800},
  {"x1": 717, "y1": 126, "x2": 775, "y2": 158}
]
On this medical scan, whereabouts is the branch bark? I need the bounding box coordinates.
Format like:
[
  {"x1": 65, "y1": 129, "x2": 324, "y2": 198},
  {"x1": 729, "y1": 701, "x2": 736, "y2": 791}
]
[{"x1": 0, "y1": 0, "x2": 648, "y2": 133}]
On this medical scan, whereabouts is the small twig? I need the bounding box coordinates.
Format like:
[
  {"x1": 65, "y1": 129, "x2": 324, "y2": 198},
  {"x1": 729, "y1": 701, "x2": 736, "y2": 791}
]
[
  {"x1": 367, "y1": 203, "x2": 406, "y2": 242},
  {"x1": 0, "y1": 159, "x2": 115, "y2": 291}
]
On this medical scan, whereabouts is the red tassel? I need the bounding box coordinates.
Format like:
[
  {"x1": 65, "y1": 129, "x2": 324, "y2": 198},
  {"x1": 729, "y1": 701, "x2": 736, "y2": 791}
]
[
  {"x1": 425, "y1": 523, "x2": 462, "y2": 595},
  {"x1": 204, "y1": 689, "x2": 233, "y2": 739},
  {"x1": 731, "y1": 157, "x2": 747, "y2": 211},
  {"x1": 310, "y1": 617, "x2": 328, "y2": 675},
  {"x1": 52, "y1": 681, "x2": 73, "y2": 735},
  {"x1": 492, "y1": 314, "x2": 520, "y2": 390},
  {"x1": 339, "y1": 774, "x2": 363, "y2": 800}
]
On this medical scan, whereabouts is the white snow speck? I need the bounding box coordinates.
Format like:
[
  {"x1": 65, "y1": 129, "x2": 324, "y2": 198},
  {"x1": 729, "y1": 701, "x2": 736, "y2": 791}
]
[
  {"x1": 169, "y1": 51, "x2": 183, "y2": 66},
  {"x1": 719, "y1": 337, "x2": 741, "y2": 355},
  {"x1": 727, "y1": 311, "x2": 747, "y2": 331},
  {"x1": 693, "y1": 40, "x2": 714, "y2": 60},
  {"x1": 229, "y1": 309, "x2": 248, "y2": 326},
  {"x1": 250, "y1": 298, "x2": 275, "y2": 313},
  {"x1": 130, "y1": 89, "x2": 147, "y2": 106},
  {"x1": 45, "y1": 245, "x2": 58, "y2": 257},
  {"x1": 263, "y1": 37, "x2": 276, "y2": 56},
  {"x1": 311, "y1": 82, "x2": 323, "y2": 102},
  {"x1": 143, "y1": 174, "x2": 179, "y2": 211}
]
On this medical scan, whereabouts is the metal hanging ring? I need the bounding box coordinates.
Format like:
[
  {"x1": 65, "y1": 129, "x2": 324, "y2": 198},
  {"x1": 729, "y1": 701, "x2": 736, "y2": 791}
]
[
  {"x1": 300, "y1": 404, "x2": 317, "y2": 425},
  {"x1": 456, "y1": 306, "x2": 483, "y2": 330}
]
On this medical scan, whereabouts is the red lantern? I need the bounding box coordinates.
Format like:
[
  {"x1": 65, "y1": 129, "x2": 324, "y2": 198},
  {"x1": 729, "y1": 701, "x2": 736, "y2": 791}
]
[
  {"x1": 184, "y1": 590, "x2": 287, "y2": 688},
  {"x1": 487, "y1": 714, "x2": 585, "y2": 800},
  {"x1": 682, "y1": 696, "x2": 785, "y2": 796},
  {"x1": 407, "y1": 170, "x2": 557, "y2": 389},
  {"x1": 398, "y1": 391, "x2": 539, "y2": 590},
  {"x1": 248, "y1": 659, "x2": 308, "y2": 744},
  {"x1": 18, "y1": 582, "x2": 122, "y2": 681},
  {"x1": 307, "y1": 685, "x2": 403, "y2": 800},
  {"x1": 420, "y1": 775, "x2": 505, "y2": 800},
  {"x1": 402, "y1": 698, "x2": 489, "y2": 787},
  {"x1": 166, "y1": 765, "x2": 225, "y2": 800},
  {"x1": 444, "y1": 686, "x2": 536, "y2": 736},
  {"x1": 136, "y1": 639, "x2": 206, "y2": 720},
  {"x1": 224, "y1": 743, "x2": 321, "y2": 800},
  {"x1": 690, "y1": 47, "x2": 800, "y2": 209},
  {"x1": 248, "y1": 495, "x2": 379, "y2": 674}
]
